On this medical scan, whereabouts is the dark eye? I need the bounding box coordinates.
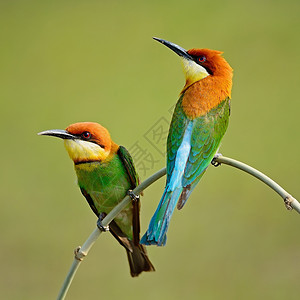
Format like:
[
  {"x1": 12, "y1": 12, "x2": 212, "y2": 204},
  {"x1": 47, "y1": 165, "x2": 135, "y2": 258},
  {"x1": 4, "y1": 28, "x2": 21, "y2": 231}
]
[
  {"x1": 197, "y1": 56, "x2": 206, "y2": 63},
  {"x1": 82, "y1": 131, "x2": 91, "y2": 139}
]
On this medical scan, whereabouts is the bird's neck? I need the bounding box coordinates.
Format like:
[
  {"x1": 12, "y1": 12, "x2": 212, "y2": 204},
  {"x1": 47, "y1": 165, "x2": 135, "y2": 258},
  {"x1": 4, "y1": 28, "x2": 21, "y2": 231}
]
[
  {"x1": 181, "y1": 75, "x2": 232, "y2": 119},
  {"x1": 64, "y1": 139, "x2": 119, "y2": 165},
  {"x1": 74, "y1": 151, "x2": 119, "y2": 173}
]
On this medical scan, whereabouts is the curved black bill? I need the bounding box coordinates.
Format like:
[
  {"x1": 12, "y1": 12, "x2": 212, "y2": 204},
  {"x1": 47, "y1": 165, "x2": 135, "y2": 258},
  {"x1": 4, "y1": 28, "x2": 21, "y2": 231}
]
[
  {"x1": 38, "y1": 129, "x2": 75, "y2": 140},
  {"x1": 153, "y1": 37, "x2": 193, "y2": 61}
]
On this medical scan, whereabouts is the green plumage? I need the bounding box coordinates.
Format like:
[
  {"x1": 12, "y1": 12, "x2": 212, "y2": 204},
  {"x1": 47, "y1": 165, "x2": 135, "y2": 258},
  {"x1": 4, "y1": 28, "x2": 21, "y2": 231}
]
[
  {"x1": 75, "y1": 149, "x2": 134, "y2": 239},
  {"x1": 141, "y1": 96, "x2": 231, "y2": 245},
  {"x1": 167, "y1": 96, "x2": 231, "y2": 189},
  {"x1": 74, "y1": 145, "x2": 154, "y2": 276},
  {"x1": 39, "y1": 123, "x2": 154, "y2": 275},
  {"x1": 140, "y1": 38, "x2": 233, "y2": 246}
]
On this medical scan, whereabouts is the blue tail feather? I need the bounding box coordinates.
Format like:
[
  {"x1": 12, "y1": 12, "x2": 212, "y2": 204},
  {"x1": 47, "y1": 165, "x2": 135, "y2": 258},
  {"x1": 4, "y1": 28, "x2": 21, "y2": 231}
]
[
  {"x1": 141, "y1": 122, "x2": 193, "y2": 246},
  {"x1": 140, "y1": 186, "x2": 182, "y2": 246}
]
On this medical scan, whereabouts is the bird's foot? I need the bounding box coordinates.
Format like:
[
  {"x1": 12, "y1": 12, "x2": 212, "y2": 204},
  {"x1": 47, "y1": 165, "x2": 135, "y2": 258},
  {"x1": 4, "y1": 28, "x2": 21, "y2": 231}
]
[
  {"x1": 127, "y1": 189, "x2": 140, "y2": 202},
  {"x1": 97, "y1": 221, "x2": 109, "y2": 232},
  {"x1": 97, "y1": 213, "x2": 109, "y2": 232},
  {"x1": 211, "y1": 153, "x2": 223, "y2": 167}
]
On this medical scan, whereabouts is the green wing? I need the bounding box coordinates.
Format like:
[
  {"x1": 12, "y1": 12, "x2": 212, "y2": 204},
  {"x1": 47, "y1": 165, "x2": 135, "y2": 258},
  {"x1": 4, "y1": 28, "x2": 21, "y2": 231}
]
[
  {"x1": 166, "y1": 97, "x2": 230, "y2": 209},
  {"x1": 118, "y1": 145, "x2": 140, "y2": 188},
  {"x1": 118, "y1": 145, "x2": 141, "y2": 245},
  {"x1": 182, "y1": 98, "x2": 230, "y2": 186},
  {"x1": 166, "y1": 95, "x2": 190, "y2": 184},
  {"x1": 167, "y1": 96, "x2": 230, "y2": 184}
]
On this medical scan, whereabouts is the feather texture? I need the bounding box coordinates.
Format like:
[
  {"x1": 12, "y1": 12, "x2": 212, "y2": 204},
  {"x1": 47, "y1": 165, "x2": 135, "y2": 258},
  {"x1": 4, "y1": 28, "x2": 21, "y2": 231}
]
[
  {"x1": 141, "y1": 43, "x2": 233, "y2": 246},
  {"x1": 76, "y1": 147, "x2": 154, "y2": 275},
  {"x1": 141, "y1": 97, "x2": 230, "y2": 246}
]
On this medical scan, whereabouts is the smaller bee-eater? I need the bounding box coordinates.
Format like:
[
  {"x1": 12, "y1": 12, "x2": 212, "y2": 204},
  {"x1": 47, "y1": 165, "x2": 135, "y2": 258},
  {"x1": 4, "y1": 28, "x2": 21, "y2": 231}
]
[
  {"x1": 141, "y1": 38, "x2": 233, "y2": 246},
  {"x1": 39, "y1": 122, "x2": 154, "y2": 277}
]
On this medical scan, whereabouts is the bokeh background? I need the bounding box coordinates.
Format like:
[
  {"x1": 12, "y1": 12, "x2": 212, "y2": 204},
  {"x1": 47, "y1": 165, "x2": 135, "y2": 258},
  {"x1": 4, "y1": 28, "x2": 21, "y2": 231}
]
[{"x1": 1, "y1": 0, "x2": 300, "y2": 299}]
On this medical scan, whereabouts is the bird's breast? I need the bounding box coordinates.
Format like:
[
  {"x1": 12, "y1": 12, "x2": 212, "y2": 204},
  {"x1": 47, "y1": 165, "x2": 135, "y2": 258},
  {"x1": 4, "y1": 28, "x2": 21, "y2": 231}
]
[
  {"x1": 75, "y1": 160, "x2": 131, "y2": 210},
  {"x1": 181, "y1": 76, "x2": 232, "y2": 119},
  {"x1": 75, "y1": 159, "x2": 134, "y2": 239}
]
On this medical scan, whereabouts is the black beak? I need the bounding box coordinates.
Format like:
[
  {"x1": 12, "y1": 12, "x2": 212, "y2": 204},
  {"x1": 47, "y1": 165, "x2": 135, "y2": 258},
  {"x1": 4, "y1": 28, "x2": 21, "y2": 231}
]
[
  {"x1": 153, "y1": 37, "x2": 193, "y2": 61},
  {"x1": 38, "y1": 129, "x2": 75, "y2": 140}
]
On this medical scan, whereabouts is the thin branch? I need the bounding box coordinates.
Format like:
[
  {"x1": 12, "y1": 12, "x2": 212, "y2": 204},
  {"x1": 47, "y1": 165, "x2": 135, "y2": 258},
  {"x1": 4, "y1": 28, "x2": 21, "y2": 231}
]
[
  {"x1": 56, "y1": 155, "x2": 299, "y2": 300},
  {"x1": 212, "y1": 155, "x2": 300, "y2": 213},
  {"x1": 56, "y1": 167, "x2": 166, "y2": 300}
]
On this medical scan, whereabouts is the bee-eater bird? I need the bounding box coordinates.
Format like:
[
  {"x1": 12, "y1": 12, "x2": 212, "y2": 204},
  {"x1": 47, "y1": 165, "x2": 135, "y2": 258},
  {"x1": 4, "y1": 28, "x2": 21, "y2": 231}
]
[
  {"x1": 39, "y1": 122, "x2": 154, "y2": 277},
  {"x1": 141, "y1": 38, "x2": 233, "y2": 246}
]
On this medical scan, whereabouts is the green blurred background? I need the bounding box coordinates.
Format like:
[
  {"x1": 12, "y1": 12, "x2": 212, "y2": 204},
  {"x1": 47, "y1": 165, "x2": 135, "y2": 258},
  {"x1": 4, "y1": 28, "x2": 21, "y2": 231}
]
[{"x1": 1, "y1": 0, "x2": 300, "y2": 299}]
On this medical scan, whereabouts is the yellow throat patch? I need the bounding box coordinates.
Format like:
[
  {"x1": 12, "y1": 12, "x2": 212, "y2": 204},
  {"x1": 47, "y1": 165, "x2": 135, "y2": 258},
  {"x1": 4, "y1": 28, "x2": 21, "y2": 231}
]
[
  {"x1": 64, "y1": 139, "x2": 110, "y2": 164},
  {"x1": 181, "y1": 58, "x2": 210, "y2": 92}
]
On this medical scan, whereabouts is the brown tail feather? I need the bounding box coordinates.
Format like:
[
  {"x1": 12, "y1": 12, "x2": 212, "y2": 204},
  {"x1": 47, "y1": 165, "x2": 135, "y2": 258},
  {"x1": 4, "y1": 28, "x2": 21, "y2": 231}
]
[
  {"x1": 109, "y1": 220, "x2": 155, "y2": 277},
  {"x1": 126, "y1": 241, "x2": 155, "y2": 277}
]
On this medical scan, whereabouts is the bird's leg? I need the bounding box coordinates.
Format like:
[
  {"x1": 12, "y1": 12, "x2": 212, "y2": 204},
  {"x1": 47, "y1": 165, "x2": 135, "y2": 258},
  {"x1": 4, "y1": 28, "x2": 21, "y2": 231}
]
[
  {"x1": 211, "y1": 153, "x2": 222, "y2": 167},
  {"x1": 97, "y1": 212, "x2": 109, "y2": 232},
  {"x1": 127, "y1": 189, "x2": 140, "y2": 202}
]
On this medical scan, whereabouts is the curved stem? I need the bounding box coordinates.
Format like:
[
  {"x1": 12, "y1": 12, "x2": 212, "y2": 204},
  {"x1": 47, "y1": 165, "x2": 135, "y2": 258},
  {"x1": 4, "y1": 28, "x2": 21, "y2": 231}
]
[
  {"x1": 213, "y1": 156, "x2": 300, "y2": 213},
  {"x1": 57, "y1": 155, "x2": 299, "y2": 299},
  {"x1": 56, "y1": 167, "x2": 166, "y2": 300}
]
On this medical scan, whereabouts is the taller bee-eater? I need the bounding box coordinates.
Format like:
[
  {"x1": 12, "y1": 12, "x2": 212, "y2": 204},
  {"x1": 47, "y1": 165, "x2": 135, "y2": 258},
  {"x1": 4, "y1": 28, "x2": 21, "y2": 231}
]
[
  {"x1": 141, "y1": 38, "x2": 233, "y2": 246},
  {"x1": 39, "y1": 122, "x2": 154, "y2": 277}
]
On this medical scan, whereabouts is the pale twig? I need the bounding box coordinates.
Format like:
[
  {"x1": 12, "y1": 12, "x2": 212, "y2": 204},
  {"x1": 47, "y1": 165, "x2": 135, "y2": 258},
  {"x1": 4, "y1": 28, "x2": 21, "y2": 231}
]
[
  {"x1": 56, "y1": 155, "x2": 299, "y2": 300},
  {"x1": 56, "y1": 167, "x2": 166, "y2": 300},
  {"x1": 212, "y1": 155, "x2": 300, "y2": 213}
]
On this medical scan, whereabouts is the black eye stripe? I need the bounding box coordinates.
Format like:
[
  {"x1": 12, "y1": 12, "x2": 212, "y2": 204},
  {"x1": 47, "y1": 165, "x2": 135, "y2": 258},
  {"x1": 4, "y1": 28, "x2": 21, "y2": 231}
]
[
  {"x1": 75, "y1": 132, "x2": 105, "y2": 148},
  {"x1": 191, "y1": 55, "x2": 213, "y2": 75},
  {"x1": 90, "y1": 140, "x2": 105, "y2": 148}
]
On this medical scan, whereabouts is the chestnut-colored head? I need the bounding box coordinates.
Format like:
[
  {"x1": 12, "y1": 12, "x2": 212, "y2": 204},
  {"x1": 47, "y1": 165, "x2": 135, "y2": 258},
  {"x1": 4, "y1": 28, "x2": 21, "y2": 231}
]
[
  {"x1": 38, "y1": 122, "x2": 118, "y2": 164},
  {"x1": 187, "y1": 48, "x2": 232, "y2": 76},
  {"x1": 65, "y1": 122, "x2": 118, "y2": 164},
  {"x1": 66, "y1": 122, "x2": 112, "y2": 151},
  {"x1": 153, "y1": 37, "x2": 233, "y2": 92}
]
